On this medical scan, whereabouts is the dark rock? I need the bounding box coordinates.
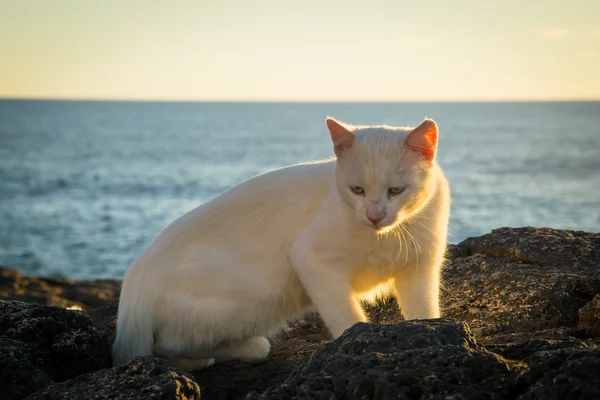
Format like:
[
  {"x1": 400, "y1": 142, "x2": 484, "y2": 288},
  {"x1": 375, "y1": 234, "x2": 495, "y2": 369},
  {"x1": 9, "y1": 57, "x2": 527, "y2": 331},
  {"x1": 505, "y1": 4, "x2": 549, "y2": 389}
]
[
  {"x1": 305, "y1": 319, "x2": 478, "y2": 367},
  {"x1": 0, "y1": 301, "x2": 111, "y2": 399},
  {"x1": 455, "y1": 227, "x2": 600, "y2": 269},
  {"x1": 0, "y1": 338, "x2": 52, "y2": 400},
  {"x1": 252, "y1": 320, "x2": 519, "y2": 399},
  {"x1": 481, "y1": 327, "x2": 581, "y2": 345},
  {"x1": 518, "y1": 349, "x2": 600, "y2": 399},
  {"x1": 87, "y1": 299, "x2": 119, "y2": 350},
  {"x1": 485, "y1": 338, "x2": 591, "y2": 360},
  {"x1": 442, "y1": 227, "x2": 600, "y2": 342},
  {"x1": 25, "y1": 356, "x2": 200, "y2": 400},
  {"x1": 579, "y1": 294, "x2": 600, "y2": 337}
]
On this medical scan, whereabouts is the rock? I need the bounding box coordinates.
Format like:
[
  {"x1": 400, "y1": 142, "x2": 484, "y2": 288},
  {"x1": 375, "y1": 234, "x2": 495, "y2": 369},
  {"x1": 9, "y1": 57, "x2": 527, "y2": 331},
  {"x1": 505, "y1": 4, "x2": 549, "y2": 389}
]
[
  {"x1": 25, "y1": 356, "x2": 201, "y2": 400},
  {"x1": 0, "y1": 301, "x2": 111, "y2": 399},
  {"x1": 578, "y1": 295, "x2": 600, "y2": 337},
  {"x1": 0, "y1": 266, "x2": 120, "y2": 310},
  {"x1": 0, "y1": 338, "x2": 52, "y2": 400},
  {"x1": 454, "y1": 227, "x2": 600, "y2": 268},
  {"x1": 0, "y1": 267, "x2": 21, "y2": 286},
  {"x1": 442, "y1": 227, "x2": 600, "y2": 343},
  {"x1": 518, "y1": 348, "x2": 600, "y2": 399},
  {"x1": 486, "y1": 337, "x2": 591, "y2": 360},
  {"x1": 251, "y1": 320, "x2": 519, "y2": 399},
  {"x1": 87, "y1": 300, "x2": 119, "y2": 350}
]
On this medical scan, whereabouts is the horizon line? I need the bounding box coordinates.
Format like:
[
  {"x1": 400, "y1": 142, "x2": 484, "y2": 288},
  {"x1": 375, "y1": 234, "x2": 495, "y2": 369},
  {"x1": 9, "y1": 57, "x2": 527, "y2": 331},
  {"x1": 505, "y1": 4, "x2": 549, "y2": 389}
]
[{"x1": 1, "y1": 96, "x2": 600, "y2": 104}]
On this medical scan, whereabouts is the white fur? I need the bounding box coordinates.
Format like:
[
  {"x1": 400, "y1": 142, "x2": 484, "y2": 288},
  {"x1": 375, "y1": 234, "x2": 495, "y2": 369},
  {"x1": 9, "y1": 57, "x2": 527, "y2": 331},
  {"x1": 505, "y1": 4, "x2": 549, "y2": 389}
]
[{"x1": 112, "y1": 117, "x2": 451, "y2": 370}]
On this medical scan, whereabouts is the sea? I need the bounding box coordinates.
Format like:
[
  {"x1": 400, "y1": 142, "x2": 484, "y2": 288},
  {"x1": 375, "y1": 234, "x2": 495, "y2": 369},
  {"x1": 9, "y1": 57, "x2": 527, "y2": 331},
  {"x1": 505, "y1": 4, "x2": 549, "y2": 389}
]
[{"x1": 0, "y1": 100, "x2": 599, "y2": 280}]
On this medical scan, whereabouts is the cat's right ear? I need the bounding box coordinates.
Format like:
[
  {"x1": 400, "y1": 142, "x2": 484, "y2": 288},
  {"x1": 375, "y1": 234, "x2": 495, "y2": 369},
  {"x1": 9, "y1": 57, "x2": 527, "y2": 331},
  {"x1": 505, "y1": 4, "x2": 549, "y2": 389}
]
[
  {"x1": 404, "y1": 119, "x2": 438, "y2": 162},
  {"x1": 326, "y1": 117, "x2": 355, "y2": 157}
]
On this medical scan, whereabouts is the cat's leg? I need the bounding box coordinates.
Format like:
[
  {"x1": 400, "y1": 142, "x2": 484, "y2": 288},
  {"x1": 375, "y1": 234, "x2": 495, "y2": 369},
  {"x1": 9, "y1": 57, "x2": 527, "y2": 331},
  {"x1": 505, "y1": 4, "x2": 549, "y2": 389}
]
[
  {"x1": 154, "y1": 342, "x2": 216, "y2": 371},
  {"x1": 207, "y1": 336, "x2": 271, "y2": 360},
  {"x1": 152, "y1": 294, "x2": 274, "y2": 367},
  {"x1": 158, "y1": 337, "x2": 269, "y2": 370},
  {"x1": 291, "y1": 248, "x2": 367, "y2": 338},
  {"x1": 156, "y1": 337, "x2": 269, "y2": 370},
  {"x1": 393, "y1": 257, "x2": 442, "y2": 320},
  {"x1": 165, "y1": 357, "x2": 215, "y2": 371}
]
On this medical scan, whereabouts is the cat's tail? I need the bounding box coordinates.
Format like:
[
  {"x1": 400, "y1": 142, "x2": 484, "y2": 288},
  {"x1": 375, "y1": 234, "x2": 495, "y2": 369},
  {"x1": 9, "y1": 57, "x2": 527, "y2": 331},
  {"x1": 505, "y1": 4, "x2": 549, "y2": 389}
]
[{"x1": 111, "y1": 293, "x2": 154, "y2": 366}]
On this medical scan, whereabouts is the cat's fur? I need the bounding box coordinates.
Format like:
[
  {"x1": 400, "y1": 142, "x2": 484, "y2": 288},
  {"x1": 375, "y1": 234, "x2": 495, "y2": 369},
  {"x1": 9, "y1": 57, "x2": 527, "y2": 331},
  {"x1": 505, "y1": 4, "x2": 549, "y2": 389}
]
[{"x1": 112, "y1": 117, "x2": 451, "y2": 370}]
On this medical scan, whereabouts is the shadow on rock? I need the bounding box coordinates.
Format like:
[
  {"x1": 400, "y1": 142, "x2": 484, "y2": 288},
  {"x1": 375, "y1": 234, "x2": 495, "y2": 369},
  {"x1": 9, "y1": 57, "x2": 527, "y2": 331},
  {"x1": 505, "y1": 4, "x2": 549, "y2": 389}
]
[{"x1": 0, "y1": 301, "x2": 111, "y2": 399}]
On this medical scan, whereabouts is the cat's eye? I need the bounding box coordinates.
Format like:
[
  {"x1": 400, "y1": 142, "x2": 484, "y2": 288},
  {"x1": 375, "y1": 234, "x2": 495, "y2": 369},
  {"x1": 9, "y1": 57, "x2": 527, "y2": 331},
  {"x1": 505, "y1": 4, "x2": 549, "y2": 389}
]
[
  {"x1": 388, "y1": 187, "x2": 405, "y2": 196},
  {"x1": 349, "y1": 186, "x2": 365, "y2": 195}
]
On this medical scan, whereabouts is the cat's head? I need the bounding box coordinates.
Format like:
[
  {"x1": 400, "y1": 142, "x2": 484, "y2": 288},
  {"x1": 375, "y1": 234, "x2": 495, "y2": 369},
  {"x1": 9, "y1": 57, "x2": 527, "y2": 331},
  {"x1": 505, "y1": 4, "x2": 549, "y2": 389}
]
[{"x1": 326, "y1": 117, "x2": 439, "y2": 232}]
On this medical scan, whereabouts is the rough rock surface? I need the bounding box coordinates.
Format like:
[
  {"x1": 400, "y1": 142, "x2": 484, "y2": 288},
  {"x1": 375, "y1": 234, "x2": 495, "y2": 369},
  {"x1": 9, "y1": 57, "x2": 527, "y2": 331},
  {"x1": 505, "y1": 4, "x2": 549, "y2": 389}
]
[
  {"x1": 518, "y1": 348, "x2": 600, "y2": 399},
  {"x1": 578, "y1": 294, "x2": 600, "y2": 337},
  {"x1": 0, "y1": 226, "x2": 599, "y2": 399},
  {"x1": 249, "y1": 320, "x2": 519, "y2": 399},
  {"x1": 442, "y1": 227, "x2": 600, "y2": 343},
  {"x1": 0, "y1": 301, "x2": 111, "y2": 399},
  {"x1": 0, "y1": 338, "x2": 52, "y2": 399},
  {"x1": 0, "y1": 267, "x2": 120, "y2": 309},
  {"x1": 25, "y1": 356, "x2": 201, "y2": 400}
]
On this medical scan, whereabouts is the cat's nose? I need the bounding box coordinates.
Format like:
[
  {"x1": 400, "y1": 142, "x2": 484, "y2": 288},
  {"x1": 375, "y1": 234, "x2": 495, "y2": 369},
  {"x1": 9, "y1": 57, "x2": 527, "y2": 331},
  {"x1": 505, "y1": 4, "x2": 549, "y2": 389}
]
[{"x1": 368, "y1": 215, "x2": 384, "y2": 226}]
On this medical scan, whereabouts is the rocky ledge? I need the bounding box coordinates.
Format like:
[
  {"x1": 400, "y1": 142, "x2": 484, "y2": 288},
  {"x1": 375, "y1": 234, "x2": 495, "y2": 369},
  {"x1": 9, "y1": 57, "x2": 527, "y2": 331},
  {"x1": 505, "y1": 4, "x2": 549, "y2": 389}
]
[{"x1": 1, "y1": 227, "x2": 599, "y2": 399}]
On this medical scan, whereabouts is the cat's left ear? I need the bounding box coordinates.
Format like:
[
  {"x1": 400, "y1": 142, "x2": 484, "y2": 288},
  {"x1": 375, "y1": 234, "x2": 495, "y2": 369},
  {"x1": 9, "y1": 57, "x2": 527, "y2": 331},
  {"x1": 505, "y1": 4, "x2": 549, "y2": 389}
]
[
  {"x1": 404, "y1": 119, "x2": 438, "y2": 162},
  {"x1": 326, "y1": 117, "x2": 355, "y2": 157}
]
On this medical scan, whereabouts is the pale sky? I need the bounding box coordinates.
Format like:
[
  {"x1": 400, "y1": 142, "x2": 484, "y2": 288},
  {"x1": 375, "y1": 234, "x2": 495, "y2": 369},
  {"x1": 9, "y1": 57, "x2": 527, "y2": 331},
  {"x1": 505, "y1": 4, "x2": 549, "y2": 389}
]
[{"x1": 1, "y1": 0, "x2": 599, "y2": 101}]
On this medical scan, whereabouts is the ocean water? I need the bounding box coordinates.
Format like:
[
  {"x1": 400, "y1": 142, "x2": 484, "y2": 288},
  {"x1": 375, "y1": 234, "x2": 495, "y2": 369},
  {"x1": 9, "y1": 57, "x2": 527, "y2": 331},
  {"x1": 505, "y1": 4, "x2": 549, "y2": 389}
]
[{"x1": 0, "y1": 100, "x2": 599, "y2": 280}]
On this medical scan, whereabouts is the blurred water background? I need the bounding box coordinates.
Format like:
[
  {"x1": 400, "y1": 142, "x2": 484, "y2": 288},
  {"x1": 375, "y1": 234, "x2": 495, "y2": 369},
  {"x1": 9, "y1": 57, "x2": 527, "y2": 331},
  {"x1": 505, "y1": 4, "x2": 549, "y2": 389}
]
[{"x1": 1, "y1": 100, "x2": 598, "y2": 279}]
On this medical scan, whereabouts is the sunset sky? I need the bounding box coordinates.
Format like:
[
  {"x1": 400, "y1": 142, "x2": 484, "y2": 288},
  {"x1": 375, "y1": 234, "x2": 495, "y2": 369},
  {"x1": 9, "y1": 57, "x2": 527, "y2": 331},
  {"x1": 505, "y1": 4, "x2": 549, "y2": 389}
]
[{"x1": 1, "y1": 0, "x2": 599, "y2": 101}]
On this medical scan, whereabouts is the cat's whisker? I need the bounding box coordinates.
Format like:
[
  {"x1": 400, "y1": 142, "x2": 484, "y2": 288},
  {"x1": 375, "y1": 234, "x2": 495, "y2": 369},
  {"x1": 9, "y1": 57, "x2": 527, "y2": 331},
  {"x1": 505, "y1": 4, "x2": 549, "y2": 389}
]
[
  {"x1": 399, "y1": 225, "x2": 420, "y2": 270},
  {"x1": 395, "y1": 230, "x2": 403, "y2": 261},
  {"x1": 404, "y1": 227, "x2": 421, "y2": 271},
  {"x1": 406, "y1": 217, "x2": 441, "y2": 239},
  {"x1": 403, "y1": 224, "x2": 421, "y2": 253},
  {"x1": 411, "y1": 221, "x2": 439, "y2": 238},
  {"x1": 400, "y1": 228, "x2": 410, "y2": 266},
  {"x1": 408, "y1": 215, "x2": 437, "y2": 223}
]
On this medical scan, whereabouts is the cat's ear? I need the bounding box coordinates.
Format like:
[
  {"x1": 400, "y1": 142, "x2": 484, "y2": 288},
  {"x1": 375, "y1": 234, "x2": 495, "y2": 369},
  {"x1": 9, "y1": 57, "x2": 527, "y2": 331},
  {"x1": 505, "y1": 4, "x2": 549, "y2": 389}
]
[
  {"x1": 404, "y1": 119, "x2": 438, "y2": 162},
  {"x1": 326, "y1": 117, "x2": 355, "y2": 157}
]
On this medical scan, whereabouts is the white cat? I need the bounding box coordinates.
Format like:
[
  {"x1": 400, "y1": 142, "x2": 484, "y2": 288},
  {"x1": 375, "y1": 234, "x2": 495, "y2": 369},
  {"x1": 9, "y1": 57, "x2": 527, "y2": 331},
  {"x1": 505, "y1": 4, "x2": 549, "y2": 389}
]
[{"x1": 112, "y1": 117, "x2": 450, "y2": 371}]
